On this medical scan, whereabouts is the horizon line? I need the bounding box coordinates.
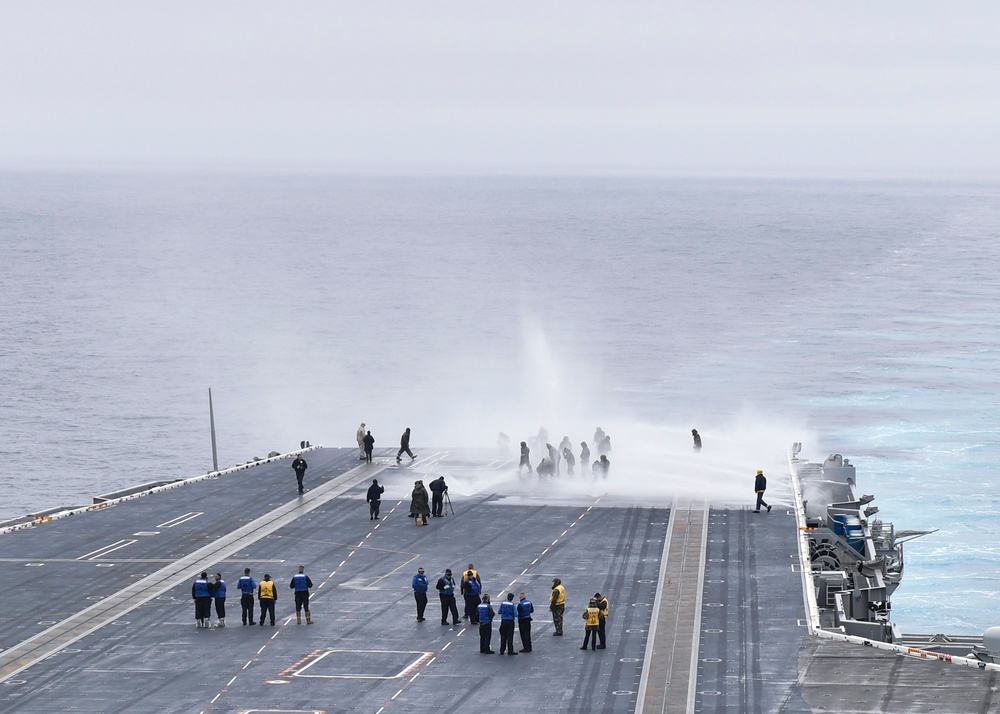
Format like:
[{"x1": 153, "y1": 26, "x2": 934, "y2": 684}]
[{"x1": 2, "y1": 156, "x2": 999, "y2": 183}]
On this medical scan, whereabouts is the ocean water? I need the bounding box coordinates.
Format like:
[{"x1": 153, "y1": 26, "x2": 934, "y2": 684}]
[{"x1": 1, "y1": 169, "x2": 998, "y2": 635}]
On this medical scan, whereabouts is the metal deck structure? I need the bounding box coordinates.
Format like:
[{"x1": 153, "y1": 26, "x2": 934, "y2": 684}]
[{"x1": 1, "y1": 447, "x2": 997, "y2": 713}]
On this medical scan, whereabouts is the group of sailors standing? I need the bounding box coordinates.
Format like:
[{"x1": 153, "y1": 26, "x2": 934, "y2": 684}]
[
  {"x1": 517, "y1": 427, "x2": 612, "y2": 480},
  {"x1": 192, "y1": 566, "x2": 314, "y2": 628},
  {"x1": 411, "y1": 566, "x2": 610, "y2": 656}
]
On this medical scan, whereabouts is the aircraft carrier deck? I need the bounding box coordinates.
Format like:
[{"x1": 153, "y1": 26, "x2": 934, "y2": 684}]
[{"x1": 1, "y1": 447, "x2": 997, "y2": 713}]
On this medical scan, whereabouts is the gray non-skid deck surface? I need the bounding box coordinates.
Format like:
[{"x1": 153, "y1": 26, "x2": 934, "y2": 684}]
[
  {"x1": 695, "y1": 507, "x2": 811, "y2": 713},
  {"x1": 0, "y1": 448, "x2": 668, "y2": 713},
  {"x1": 795, "y1": 638, "x2": 1000, "y2": 713},
  {"x1": 0, "y1": 448, "x2": 363, "y2": 675},
  {"x1": 694, "y1": 508, "x2": 1000, "y2": 714}
]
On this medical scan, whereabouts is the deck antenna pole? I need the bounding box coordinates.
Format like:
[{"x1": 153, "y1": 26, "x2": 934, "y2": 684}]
[{"x1": 209, "y1": 388, "x2": 219, "y2": 473}]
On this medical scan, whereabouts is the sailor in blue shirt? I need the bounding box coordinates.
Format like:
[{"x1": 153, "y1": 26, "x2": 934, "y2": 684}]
[
  {"x1": 212, "y1": 572, "x2": 227, "y2": 627},
  {"x1": 498, "y1": 592, "x2": 519, "y2": 655},
  {"x1": 289, "y1": 565, "x2": 314, "y2": 625},
  {"x1": 461, "y1": 568, "x2": 482, "y2": 623},
  {"x1": 517, "y1": 591, "x2": 534, "y2": 652},
  {"x1": 411, "y1": 567, "x2": 429, "y2": 621},
  {"x1": 436, "y1": 569, "x2": 460, "y2": 625},
  {"x1": 236, "y1": 568, "x2": 258, "y2": 626},
  {"x1": 191, "y1": 572, "x2": 212, "y2": 629},
  {"x1": 477, "y1": 594, "x2": 496, "y2": 654}
]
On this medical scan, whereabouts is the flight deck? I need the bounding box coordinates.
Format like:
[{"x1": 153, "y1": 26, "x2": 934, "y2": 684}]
[{"x1": 1, "y1": 447, "x2": 997, "y2": 713}]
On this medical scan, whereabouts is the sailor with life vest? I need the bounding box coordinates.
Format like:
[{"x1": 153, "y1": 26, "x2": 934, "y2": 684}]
[
  {"x1": 436, "y1": 569, "x2": 460, "y2": 625},
  {"x1": 236, "y1": 568, "x2": 257, "y2": 626},
  {"x1": 258, "y1": 574, "x2": 277, "y2": 626},
  {"x1": 411, "y1": 567, "x2": 429, "y2": 621},
  {"x1": 497, "y1": 593, "x2": 519, "y2": 655},
  {"x1": 192, "y1": 572, "x2": 212, "y2": 629},
  {"x1": 212, "y1": 572, "x2": 227, "y2": 627},
  {"x1": 477, "y1": 594, "x2": 496, "y2": 654},
  {"x1": 517, "y1": 592, "x2": 534, "y2": 652},
  {"x1": 549, "y1": 578, "x2": 566, "y2": 635},
  {"x1": 581, "y1": 598, "x2": 601, "y2": 651},
  {"x1": 594, "y1": 592, "x2": 609, "y2": 649},
  {"x1": 461, "y1": 568, "x2": 482, "y2": 623},
  {"x1": 290, "y1": 565, "x2": 314, "y2": 624}
]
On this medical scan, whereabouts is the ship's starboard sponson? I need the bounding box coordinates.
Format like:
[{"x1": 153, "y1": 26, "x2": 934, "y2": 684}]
[{"x1": 791, "y1": 444, "x2": 932, "y2": 643}]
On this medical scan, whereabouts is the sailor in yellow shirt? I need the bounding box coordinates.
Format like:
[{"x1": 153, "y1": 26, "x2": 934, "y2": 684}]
[
  {"x1": 581, "y1": 599, "x2": 601, "y2": 651},
  {"x1": 258, "y1": 574, "x2": 277, "y2": 626},
  {"x1": 549, "y1": 578, "x2": 566, "y2": 635},
  {"x1": 594, "y1": 592, "x2": 609, "y2": 649}
]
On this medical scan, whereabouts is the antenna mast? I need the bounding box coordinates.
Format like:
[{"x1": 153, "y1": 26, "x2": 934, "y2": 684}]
[{"x1": 209, "y1": 388, "x2": 219, "y2": 472}]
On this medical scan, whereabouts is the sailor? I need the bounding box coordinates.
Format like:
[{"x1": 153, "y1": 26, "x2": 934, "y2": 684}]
[
  {"x1": 292, "y1": 453, "x2": 308, "y2": 494},
  {"x1": 498, "y1": 592, "x2": 519, "y2": 655},
  {"x1": 562, "y1": 446, "x2": 576, "y2": 476},
  {"x1": 212, "y1": 572, "x2": 227, "y2": 627},
  {"x1": 536, "y1": 456, "x2": 554, "y2": 478},
  {"x1": 518, "y1": 441, "x2": 532, "y2": 475},
  {"x1": 357, "y1": 422, "x2": 366, "y2": 460},
  {"x1": 593, "y1": 455, "x2": 610, "y2": 480},
  {"x1": 192, "y1": 572, "x2": 213, "y2": 629},
  {"x1": 289, "y1": 565, "x2": 314, "y2": 624},
  {"x1": 692, "y1": 428, "x2": 702, "y2": 450},
  {"x1": 598, "y1": 435, "x2": 612, "y2": 456},
  {"x1": 558, "y1": 436, "x2": 573, "y2": 458},
  {"x1": 461, "y1": 568, "x2": 482, "y2": 623},
  {"x1": 436, "y1": 569, "x2": 460, "y2": 626},
  {"x1": 581, "y1": 598, "x2": 601, "y2": 651},
  {"x1": 411, "y1": 567, "x2": 429, "y2": 621},
  {"x1": 363, "y1": 430, "x2": 375, "y2": 463},
  {"x1": 258, "y1": 574, "x2": 277, "y2": 626},
  {"x1": 536, "y1": 427, "x2": 549, "y2": 453},
  {"x1": 593, "y1": 427, "x2": 605, "y2": 448},
  {"x1": 594, "y1": 592, "x2": 609, "y2": 649},
  {"x1": 517, "y1": 591, "x2": 533, "y2": 652},
  {"x1": 397, "y1": 427, "x2": 416, "y2": 462},
  {"x1": 580, "y1": 441, "x2": 591, "y2": 469},
  {"x1": 547, "y1": 443, "x2": 561, "y2": 476},
  {"x1": 754, "y1": 469, "x2": 771, "y2": 513},
  {"x1": 236, "y1": 568, "x2": 257, "y2": 626},
  {"x1": 429, "y1": 476, "x2": 448, "y2": 517},
  {"x1": 366, "y1": 478, "x2": 384, "y2": 520},
  {"x1": 409, "y1": 480, "x2": 431, "y2": 525},
  {"x1": 550, "y1": 578, "x2": 566, "y2": 636},
  {"x1": 477, "y1": 594, "x2": 496, "y2": 654}
]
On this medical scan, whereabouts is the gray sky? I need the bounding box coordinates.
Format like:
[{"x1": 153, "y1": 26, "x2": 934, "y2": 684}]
[{"x1": 2, "y1": 2, "x2": 999, "y2": 174}]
